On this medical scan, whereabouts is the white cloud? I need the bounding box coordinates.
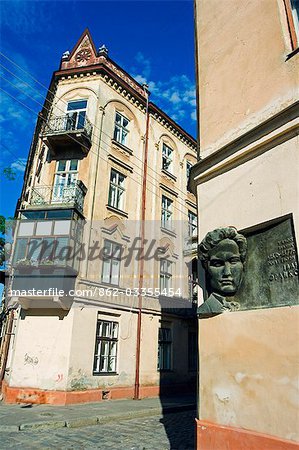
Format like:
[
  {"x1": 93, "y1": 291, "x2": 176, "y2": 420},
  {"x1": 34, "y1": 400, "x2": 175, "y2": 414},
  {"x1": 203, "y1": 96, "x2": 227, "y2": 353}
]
[
  {"x1": 130, "y1": 53, "x2": 196, "y2": 130},
  {"x1": 132, "y1": 51, "x2": 152, "y2": 85},
  {"x1": 0, "y1": 1, "x2": 51, "y2": 36},
  {"x1": 148, "y1": 81, "x2": 156, "y2": 91},
  {"x1": 134, "y1": 74, "x2": 147, "y2": 85},
  {"x1": 0, "y1": 52, "x2": 41, "y2": 155},
  {"x1": 134, "y1": 52, "x2": 151, "y2": 79},
  {"x1": 11, "y1": 158, "x2": 27, "y2": 173},
  {"x1": 152, "y1": 75, "x2": 196, "y2": 125},
  {"x1": 169, "y1": 92, "x2": 181, "y2": 104}
]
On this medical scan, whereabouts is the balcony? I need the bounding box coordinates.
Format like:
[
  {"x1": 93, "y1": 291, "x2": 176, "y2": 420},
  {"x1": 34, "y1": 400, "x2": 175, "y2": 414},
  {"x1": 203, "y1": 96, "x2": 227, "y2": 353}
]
[
  {"x1": 10, "y1": 214, "x2": 85, "y2": 301},
  {"x1": 29, "y1": 180, "x2": 87, "y2": 214},
  {"x1": 42, "y1": 114, "x2": 92, "y2": 156}
]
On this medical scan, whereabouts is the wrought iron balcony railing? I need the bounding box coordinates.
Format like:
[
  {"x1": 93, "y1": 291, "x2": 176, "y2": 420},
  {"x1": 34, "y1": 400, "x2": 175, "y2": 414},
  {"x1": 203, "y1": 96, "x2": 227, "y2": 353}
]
[
  {"x1": 44, "y1": 114, "x2": 92, "y2": 138},
  {"x1": 42, "y1": 114, "x2": 93, "y2": 155},
  {"x1": 30, "y1": 180, "x2": 87, "y2": 213}
]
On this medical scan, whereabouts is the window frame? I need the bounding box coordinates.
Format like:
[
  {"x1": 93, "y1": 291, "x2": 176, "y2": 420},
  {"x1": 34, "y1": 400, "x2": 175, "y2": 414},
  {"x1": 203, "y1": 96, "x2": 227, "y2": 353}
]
[
  {"x1": 13, "y1": 235, "x2": 72, "y2": 264},
  {"x1": 52, "y1": 159, "x2": 79, "y2": 203},
  {"x1": 160, "y1": 258, "x2": 172, "y2": 292},
  {"x1": 157, "y1": 326, "x2": 172, "y2": 371},
  {"x1": 284, "y1": 0, "x2": 299, "y2": 50},
  {"x1": 108, "y1": 169, "x2": 126, "y2": 211},
  {"x1": 93, "y1": 319, "x2": 119, "y2": 375},
  {"x1": 101, "y1": 239, "x2": 122, "y2": 286},
  {"x1": 113, "y1": 111, "x2": 130, "y2": 146},
  {"x1": 161, "y1": 195, "x2": 173, "y2": 230},
  {"x1": 162, "y1": 143, "x2": 173, "y2": 174},
  {"x1": 186, "y1": 161, "x2": 192, "y2": 180},
  {"x1": 66, "y1": 99, "x2": 87, "y2": 131},
  {"x1": 188, "y1": 210, "x2": 197, "y2": 237}
]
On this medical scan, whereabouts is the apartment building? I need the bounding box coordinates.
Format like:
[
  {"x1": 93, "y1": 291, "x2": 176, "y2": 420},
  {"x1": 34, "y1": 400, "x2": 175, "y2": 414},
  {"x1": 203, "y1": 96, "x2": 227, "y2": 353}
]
[
  {"x1": 1, "y1": 29, "x2": 198, "y2": 405},
  {"x1": 191, "y1": 1, "x2": 298, "y2": 449}
]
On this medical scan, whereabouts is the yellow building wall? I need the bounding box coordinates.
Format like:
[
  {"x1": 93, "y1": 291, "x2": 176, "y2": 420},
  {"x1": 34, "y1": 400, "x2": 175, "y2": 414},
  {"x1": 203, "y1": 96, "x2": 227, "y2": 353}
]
[
  {"x1": 194, "y1": 0, "x2": 299, "y2": 445},
  {"x1": 195, "y1": 0, "x2": 299, "y2": 158}
]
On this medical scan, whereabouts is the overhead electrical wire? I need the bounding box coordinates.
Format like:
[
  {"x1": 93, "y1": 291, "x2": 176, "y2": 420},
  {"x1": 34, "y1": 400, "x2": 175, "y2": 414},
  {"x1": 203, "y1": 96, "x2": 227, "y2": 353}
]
[
  {"x1": 0, "y1": 51, "x2": 197, "y2": 198},
  {"x1": 0, "y1": 54, "x2": 197, "y2": 219}
]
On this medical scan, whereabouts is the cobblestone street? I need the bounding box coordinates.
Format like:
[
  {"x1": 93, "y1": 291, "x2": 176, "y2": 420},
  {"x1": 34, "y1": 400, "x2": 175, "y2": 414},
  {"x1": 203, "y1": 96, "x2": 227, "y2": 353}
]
[{"x1": 0, "y1": 410, "x2": 196, "y2": 450}]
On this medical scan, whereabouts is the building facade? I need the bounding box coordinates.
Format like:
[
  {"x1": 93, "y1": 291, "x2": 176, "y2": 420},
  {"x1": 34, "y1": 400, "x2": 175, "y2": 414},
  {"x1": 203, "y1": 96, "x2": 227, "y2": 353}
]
[
  {"x1": 191, "y1": 1, "x2": 298, "y2": 449},
  {"x1": 1, "y1": 30, "x2": 198, "y2": 405}
]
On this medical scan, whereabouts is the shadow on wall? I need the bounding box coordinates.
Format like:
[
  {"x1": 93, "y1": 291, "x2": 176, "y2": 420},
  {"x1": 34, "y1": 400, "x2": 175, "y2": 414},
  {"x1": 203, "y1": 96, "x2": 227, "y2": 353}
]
[{"x1": 158, "y1": 297, "x2": 198, "y2": 449}]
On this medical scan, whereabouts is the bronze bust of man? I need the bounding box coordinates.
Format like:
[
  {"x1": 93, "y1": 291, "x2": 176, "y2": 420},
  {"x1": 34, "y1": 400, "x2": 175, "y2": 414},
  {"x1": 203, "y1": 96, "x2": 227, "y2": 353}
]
[{"x1": 197, "y1": 227, "x2": 247, "y2": 318}]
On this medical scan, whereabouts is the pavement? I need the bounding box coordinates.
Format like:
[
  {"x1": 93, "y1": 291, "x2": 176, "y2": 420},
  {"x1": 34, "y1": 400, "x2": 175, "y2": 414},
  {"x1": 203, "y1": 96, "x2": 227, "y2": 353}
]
[
  {"x1": 0, "y1": 394, "x2": 196, "y2": 433},
  {"x1": 0, "y1": 409, "x2": 197, "y2": 449}
]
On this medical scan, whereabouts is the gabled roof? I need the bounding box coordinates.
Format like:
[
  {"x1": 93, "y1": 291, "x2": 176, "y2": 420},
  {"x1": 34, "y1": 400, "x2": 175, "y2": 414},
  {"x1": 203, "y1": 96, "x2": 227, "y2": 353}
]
[{"x1": 62, "y1": 28, "x2": 98, "y2": 69}]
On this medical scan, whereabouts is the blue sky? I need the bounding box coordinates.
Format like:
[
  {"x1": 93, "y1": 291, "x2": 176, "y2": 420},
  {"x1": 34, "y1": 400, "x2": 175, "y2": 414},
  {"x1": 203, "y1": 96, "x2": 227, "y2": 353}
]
[{"x1": 0, "y1": 0, "x2": 196, "y2": 219}]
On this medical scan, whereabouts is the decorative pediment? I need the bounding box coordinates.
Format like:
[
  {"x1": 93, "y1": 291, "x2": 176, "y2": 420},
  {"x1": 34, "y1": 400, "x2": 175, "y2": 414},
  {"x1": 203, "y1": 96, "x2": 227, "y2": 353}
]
[
  {"x1": 159, "y1": 237, "x2": 179, "y2": 260},
  {"x1": 160, "y1": 182, "x2": 178, "y2": 198},
  {"x1": 101, "y1": 216, "x2": 130, "y2": 243},
  {"x1": 186, "y1": 191, "x2": 196, "y2": 203},
  {"x1": 161, "y1": 170, "x2": 177, "y2": 184},
  {"x1": 62, "y1": 28, "x2": 98, "y2": 69}
]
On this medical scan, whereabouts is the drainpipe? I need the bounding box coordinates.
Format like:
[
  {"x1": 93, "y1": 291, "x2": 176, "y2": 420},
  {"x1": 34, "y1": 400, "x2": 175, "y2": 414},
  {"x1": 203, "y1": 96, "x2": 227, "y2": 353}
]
[{"x1": 134, "y1": 84, "x2": 150, "y2": 400}]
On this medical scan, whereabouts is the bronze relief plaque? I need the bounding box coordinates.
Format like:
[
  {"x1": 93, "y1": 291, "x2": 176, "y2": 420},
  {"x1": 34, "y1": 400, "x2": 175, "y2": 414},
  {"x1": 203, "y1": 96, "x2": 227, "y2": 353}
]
[{"x1": 236, "y1": 216, "x2": 299, "y2": 310}]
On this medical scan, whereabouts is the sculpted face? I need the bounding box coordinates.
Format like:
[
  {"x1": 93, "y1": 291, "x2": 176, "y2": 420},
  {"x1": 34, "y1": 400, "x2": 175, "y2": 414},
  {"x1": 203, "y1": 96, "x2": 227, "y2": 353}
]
[{"x1": 207, "y1": 239, "x2": 244, "y2": 296}]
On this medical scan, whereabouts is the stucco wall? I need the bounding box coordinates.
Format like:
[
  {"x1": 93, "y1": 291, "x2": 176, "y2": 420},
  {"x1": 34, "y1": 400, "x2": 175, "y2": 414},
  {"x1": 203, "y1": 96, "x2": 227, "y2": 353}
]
[
  {"x1": 195, "y1": 135, "x2": 299, "y2": 441},
  {"x1": 31, "y1": 75, "x2": 197, "y2": 295},
  {"x1": 194, "y1": 0, "x2": 299, "y2": 443},
  {"x1": 199, "y1": 306, "x2": 299, "y2": 442},
  {"x1": 7, "y1": 308, "x2": 74, "y2": 390},
  {"x1": 67, "y1": 307, "x2": 195, "y2": 390},
  {"x1": 140, "y1": 314, "x2": 196, "y2": 387},
  {"x1": 196, "y1": 135, "x2": 298, "y2": 440},
  {"x1": 67, "y1": 307, "x2": 137, "y2": 390},
  {"x1": 195, "y1": 0, "x2": 299, "y2": 158},
  {"x1": 197, "y1": 135, "x2": 299, "y2": 238},
  {"x1": 9, "y1": 47, "x2": 198, "y2": 399}
]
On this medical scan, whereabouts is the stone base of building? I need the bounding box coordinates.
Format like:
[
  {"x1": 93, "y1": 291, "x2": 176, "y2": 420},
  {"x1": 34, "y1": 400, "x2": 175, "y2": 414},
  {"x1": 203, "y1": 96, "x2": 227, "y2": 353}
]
[
  {"x1": 196, "y1": 420, "x2": 299, "y2": 450},
  {"x1": 1, "y1": 381, "x2": 193, "y2": 405}
]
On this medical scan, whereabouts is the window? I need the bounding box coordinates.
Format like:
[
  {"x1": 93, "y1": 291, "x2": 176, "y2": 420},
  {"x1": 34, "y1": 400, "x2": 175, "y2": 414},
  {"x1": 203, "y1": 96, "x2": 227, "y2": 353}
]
[
  {"x1": 101, "y1": 240, "x2": 122, "y2": 285},
  {"x1": 284, "y1": 0, "x2": 299, "y2": 49},
  {"x1": 13, "y1": 210, "x2": 84, "y2": 268},
  {"x1": 161, "y1": 195, "x2": 173, "y2": 230},
  {"x1": 186, "y1": 161, "x2": 192, "y2": 180},
  {"x1": 113, "y1": 112, "x2": 130, "y2": 145},
  {"x1": 93, "y1": 319, "x2": 118, "y2": 374},
  {"x1": 66, "y1": 100, "x2": 87, "y2": 130},
  {"x1": 53, "y1": 160, "x2": 78, "y2": 202},
  {"x1": 108, "y1": 169, "x2": 125, "y2": 210},
  {"x1": 188, "y1": 211, "x2": 197, "y2": 237},
  {"x1": 21, "y1": 210, "x2": 73, "y2": 220},
  {"x1": 162, "y1": 144, "x2": 173, "y2": 173},
  {"x1": 157, "y1": 327, "x2": 172, "y2": 370},
  {"x1": 160, "y1": 259, "x2": 172, "y2": 291},
  {"x1": 188, "y1": 331, "x2": 197, "y2": 372}
]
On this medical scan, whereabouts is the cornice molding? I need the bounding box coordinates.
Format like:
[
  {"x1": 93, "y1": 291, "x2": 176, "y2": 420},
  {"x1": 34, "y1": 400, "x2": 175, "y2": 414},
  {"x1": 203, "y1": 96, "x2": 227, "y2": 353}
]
[
  {"x1": 190, "y1": 104, "x2": 299, "y2": 192},
  {"x1": 108, "y1": 154, "x2": 134, "y2": 173},
  {"x1": 54, "y1": 62, "x2": 197, "y2": 151},
  {"x1": 185, "y1": 199, "x2": 197, "y2": 210},
  {"x1": 111, "y1": 139, "x2": 133, "y2": 157},
  {"x1": 159, "y1": 183, "x2": 178, "y2": 198}
]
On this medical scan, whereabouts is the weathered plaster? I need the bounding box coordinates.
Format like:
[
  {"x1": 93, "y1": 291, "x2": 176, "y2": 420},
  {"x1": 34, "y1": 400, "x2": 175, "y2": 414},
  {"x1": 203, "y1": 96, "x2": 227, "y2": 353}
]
[{"x1": 199, "y1": 306, "x2": 299, "y2": 442}]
